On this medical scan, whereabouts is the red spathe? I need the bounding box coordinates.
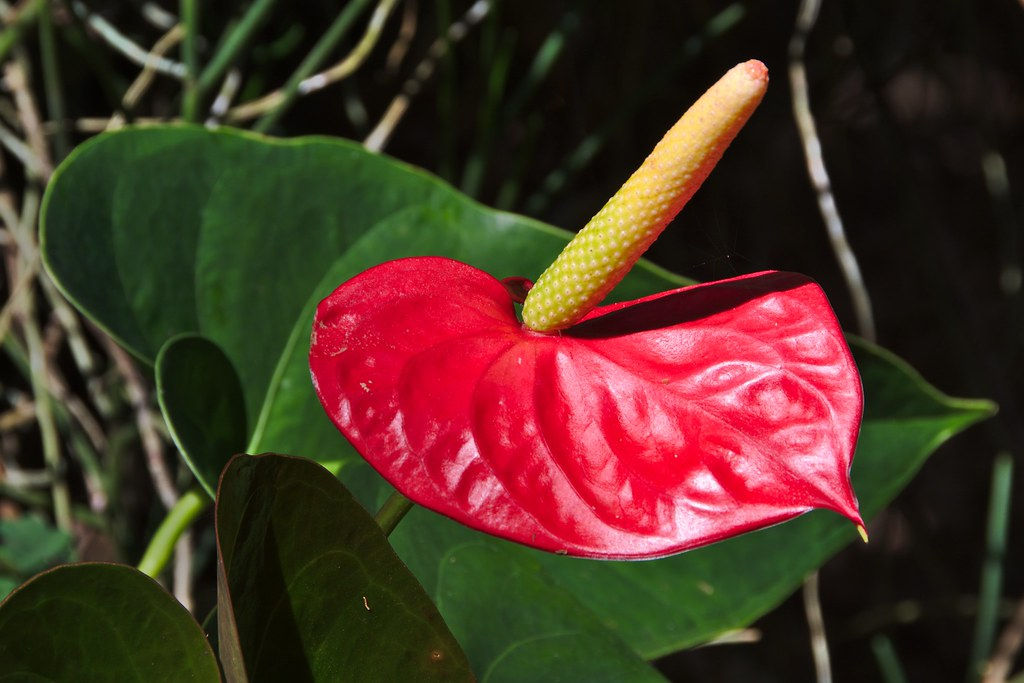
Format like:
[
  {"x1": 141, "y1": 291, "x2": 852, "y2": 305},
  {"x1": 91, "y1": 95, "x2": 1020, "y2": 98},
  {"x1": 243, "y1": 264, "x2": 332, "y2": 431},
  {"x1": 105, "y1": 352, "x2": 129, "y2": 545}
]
[{"x1": 310, "y1": 257, "x2": 863, "y2": 559}]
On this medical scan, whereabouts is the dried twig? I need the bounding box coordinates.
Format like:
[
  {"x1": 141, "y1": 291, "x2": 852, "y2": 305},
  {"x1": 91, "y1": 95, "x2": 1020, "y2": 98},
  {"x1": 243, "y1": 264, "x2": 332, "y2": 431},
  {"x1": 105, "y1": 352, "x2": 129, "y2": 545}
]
[
  {"x1": 2, "y1": 55, "x2": 71, "y2": 532},
  {"x1": 140, "y1": 2, "x2": 176, "y2": 31},
  {"x1": 985, "y1": 596, "x2": 1024, "y2": 682},
  {"x1": 787, "y1": 3, "x2": 876, "y2": 680},
  {"x1": 3, "y1": 60, "x2": 53, "y2": 180},
  {"x1": 788, "y1": 0, "x2": 875, "y2": 343},
  {"x1": 364, "y1": 0, "x2": 491, "y2": 152},
  {"x1": 67, "y1": 0, "x2": 186, "y2": 78},
  {"x1": 205, "y1": 68, "x2": 241, "y2": 126},
  {"x1": 385, "y1": 0, "x2": 417, "y2": 73},
  {"x1": 106, "y1": 23, "x2": 185, "y2": 131},
  {"x1": 226, "y1": 0, "x2": 403, "y2": 125},
  {"x1": 0, "y1": 247, "x2": 37, "y2": 343},
  {"x1": 172, "y1": 529, "x2": 194, "y2": 613},
  {"x1": 803, "y1": 571, "x2": 833, "y2": 683},
  {"x1": 100, "y1": 335, "x2": 179, "y2": 510}
]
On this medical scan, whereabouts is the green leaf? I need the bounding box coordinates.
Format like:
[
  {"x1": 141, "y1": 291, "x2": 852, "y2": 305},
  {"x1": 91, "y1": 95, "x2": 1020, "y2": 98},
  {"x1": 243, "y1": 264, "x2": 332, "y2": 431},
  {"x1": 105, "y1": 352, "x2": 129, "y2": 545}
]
[
  {"x1": 215, "y1": 453, "x2": 472, "y2": 682},
  {"x1": 156, "y1": 334, "x2": 248, "y2": 496},
  {"x1": 0, "y1": 563, "x2": 219, "y2": 681},
  {"x1": 437, "y1": 543, "x2": 665, "y2": 682},
  {"x1": 41, "y1": 125, "x2": 994, "y2": 672},
  {"x1": 0, "y1": 515, "x2": 72, "y2": 576}
]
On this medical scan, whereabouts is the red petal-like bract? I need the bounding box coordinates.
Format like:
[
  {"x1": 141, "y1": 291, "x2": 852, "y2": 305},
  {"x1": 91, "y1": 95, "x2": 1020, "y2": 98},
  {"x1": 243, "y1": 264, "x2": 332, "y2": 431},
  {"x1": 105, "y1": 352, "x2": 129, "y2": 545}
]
[{"x1": 310, "y1": 257, "x2": 863, "y2": 559}]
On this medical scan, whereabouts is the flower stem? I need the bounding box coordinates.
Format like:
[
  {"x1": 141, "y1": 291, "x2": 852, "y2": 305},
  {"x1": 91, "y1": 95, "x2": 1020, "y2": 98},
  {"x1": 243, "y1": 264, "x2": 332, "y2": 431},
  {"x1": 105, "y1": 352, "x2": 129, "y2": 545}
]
[
  {"x1": 374, "y1": 489, "x2": 414, "y2": 537},
  {"x1": 137, "y1": 488, "x2": 209, "y2": 578}
]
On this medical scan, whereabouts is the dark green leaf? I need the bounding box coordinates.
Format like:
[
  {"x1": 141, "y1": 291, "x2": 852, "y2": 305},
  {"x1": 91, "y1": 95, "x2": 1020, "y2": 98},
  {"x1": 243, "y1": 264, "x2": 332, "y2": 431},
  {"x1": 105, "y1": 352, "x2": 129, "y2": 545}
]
[
  {"x1": 215, "y1": 453, "x2": 472, "y2": 682},
  {"x1": 436, "y1": 542, "x2": 665, "y2": 682},
  {"x1": 156, "y1": 334, "x2": 248, "y2": 495},
  {"x1": 41, "y1": 126, "x2": 994, "y2": 671},
  {"x1": 0, "y1": 563, "x2": 219, "y2": 681},
  {"x1": 0, "y1": 515, "x2": 72, "y2": 576}
]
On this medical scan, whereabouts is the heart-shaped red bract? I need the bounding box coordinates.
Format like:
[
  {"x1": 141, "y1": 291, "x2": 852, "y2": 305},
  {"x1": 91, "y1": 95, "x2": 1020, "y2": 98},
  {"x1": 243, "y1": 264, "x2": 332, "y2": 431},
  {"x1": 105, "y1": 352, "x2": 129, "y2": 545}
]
[{"x1": 310, "y1": 257, "x2": 863, "y2": 559}]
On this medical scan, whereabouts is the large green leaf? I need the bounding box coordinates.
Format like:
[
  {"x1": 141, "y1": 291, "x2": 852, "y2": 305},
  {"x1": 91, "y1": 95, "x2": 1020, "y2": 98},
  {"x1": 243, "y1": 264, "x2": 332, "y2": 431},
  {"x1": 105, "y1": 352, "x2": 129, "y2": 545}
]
[
  {"x1": 40, "y1": 125, "x2": 994, "y2": 673},
  {"x1": 215, "y1": 453, "x2": 472, "y2": 681},
  {"x1": 0, "y1": 563, "x2": 219, "y2": 681}
]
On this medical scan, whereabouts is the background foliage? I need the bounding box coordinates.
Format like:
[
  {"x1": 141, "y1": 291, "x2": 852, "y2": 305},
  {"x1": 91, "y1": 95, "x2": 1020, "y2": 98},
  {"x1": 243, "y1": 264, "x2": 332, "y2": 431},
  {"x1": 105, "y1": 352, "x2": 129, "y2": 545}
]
[{"x1": 0, "y1": 1, "x2": 1021, "y2": 680}]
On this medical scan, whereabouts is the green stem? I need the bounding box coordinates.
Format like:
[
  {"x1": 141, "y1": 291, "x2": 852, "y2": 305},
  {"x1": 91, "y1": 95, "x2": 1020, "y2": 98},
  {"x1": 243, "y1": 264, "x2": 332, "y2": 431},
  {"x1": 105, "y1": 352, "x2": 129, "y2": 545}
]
[
  {"x1": 196, "y1": 0, "x2": 278, "y2": 96},
  {"x1": 374, "y1": 490, "x2": 413, "y2": 537},
  {"x1": 180, "y1": 0, "x2": 200, "y2": 121},
  {"x1": 253, "y1": 0, "x2": 374, "y2": 133},
  {"x1": 871, "y1": 634, "x2": 908, "y2": 683},
  {"x1": 137, "y1": 488, "x2": 210, "y2": 578}
]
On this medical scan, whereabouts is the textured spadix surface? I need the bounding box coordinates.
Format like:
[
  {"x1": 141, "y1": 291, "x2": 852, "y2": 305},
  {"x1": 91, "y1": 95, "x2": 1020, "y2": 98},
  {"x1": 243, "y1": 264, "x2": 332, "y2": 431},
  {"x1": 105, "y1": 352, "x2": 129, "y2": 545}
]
[
  {"x1": 522, "y1": 60, "x2": 768, "y2": 331},
  {"x1": 310, "y1": 257, "x2": 863, "y2": 558}
]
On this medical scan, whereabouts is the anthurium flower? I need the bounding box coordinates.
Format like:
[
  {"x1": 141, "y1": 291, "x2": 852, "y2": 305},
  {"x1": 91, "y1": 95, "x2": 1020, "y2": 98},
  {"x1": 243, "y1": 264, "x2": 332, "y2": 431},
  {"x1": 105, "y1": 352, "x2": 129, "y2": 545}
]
[{"x1": 310, "y1": 61, "x2": 865, "y2": 559}]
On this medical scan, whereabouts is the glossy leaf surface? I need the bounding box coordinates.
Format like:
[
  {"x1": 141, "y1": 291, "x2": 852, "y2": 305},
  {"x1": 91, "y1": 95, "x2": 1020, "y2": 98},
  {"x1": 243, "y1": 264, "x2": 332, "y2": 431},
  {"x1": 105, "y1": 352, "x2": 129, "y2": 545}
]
[
  {"x1": 41, "y1": 126, "x2": 993, "y2": 670},
  {"x1": 311, "y1": 258, "x2": 862, "y2": 558},
  {"x1": 0, "y1": 563, "x2": 219, "y2": 681},
  {"x1": 216, "y1": 453, "x2": 472, "y2": 682}
]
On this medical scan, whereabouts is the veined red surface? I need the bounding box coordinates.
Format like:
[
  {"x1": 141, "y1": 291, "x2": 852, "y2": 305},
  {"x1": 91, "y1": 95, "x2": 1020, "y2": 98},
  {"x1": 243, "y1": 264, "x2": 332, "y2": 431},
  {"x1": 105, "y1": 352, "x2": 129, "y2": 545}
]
[{"x1": 310, "y1": 257, "x2": 863, "y2": 559}]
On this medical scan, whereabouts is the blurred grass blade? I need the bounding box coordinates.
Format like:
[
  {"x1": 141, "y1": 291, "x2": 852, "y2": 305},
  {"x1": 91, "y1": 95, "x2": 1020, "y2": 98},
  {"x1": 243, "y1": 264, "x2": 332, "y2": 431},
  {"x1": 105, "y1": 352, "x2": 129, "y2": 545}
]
[
  {"x1": 197, "y1": 0, "x2": 279, "y2": 97},
  {"x1": 968, "y1": 452, "x2": 1014, "y2": 681},
  {"x1": 871, "y1": 634, "x2": 909, "y2": 683}
]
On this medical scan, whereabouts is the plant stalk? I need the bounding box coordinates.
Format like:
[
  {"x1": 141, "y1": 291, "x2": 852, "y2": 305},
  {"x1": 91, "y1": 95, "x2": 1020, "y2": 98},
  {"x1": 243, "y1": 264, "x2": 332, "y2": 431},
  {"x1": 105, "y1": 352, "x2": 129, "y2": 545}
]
[
  {"x1": 374, "y1": 489, "x2": 414, "y2": 537},
  {"x1": 137, "y1": 488, "x2": 210, "y2": 578},
  {"x1": 196, "y1": 0, "x2": 277, "y2": 97}
]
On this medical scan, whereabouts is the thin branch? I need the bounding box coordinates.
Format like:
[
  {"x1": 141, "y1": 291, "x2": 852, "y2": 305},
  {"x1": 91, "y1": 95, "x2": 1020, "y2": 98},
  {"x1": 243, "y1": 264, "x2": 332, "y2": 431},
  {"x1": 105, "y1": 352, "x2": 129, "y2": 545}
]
[
  {"x1": 106, "y1": 24, "x2": 185, "y2": 131},
  {"x1": 985, "y1": 595, "x2": 1024, "y2": 682},
  {"x1": 140, "y1": 2, "x2": 176, "y2": 31},
  {"x1": 803, "y1": 571, "x2": 833, "y2": 683},
  {"x1": 205, "y1": 68, "x2": 240, "y2": 126},
  {"x1": 173, "y1": 529, "x2": 194, "y2": 613},
  {"x1": 788, "y1": 0, "x2": 875, "y2": 342},
  {"x1": 0, "y1": 241, "x2": 38, "y2": 344},
  {"x1": 5, "y1": 57, "x2": 54, "y2": 180},
  {"x1": 226, "y1": 0, "x2": 403, "y2": 128},
  {"x1": 364, "y1": 0, "x2": 491, "y2": 152},
  {"x1": 13, "y1": 189, "x2": 71, "y2": 531},
  {"x1": 2, "y1": 56, "x2": 70, "y2": 531},
  {"x1": 385, "y1": 0, "x2": 417, "y2": 73},
  {"x1": 54, "y1": 115, "x2": 164, "y2": 133},
  {"x1": 67, "y1": 0, "x2": 186, "y2": 79},
  {"x1": 101, "y1": 335, "x2": 179, "y2": 510}
]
